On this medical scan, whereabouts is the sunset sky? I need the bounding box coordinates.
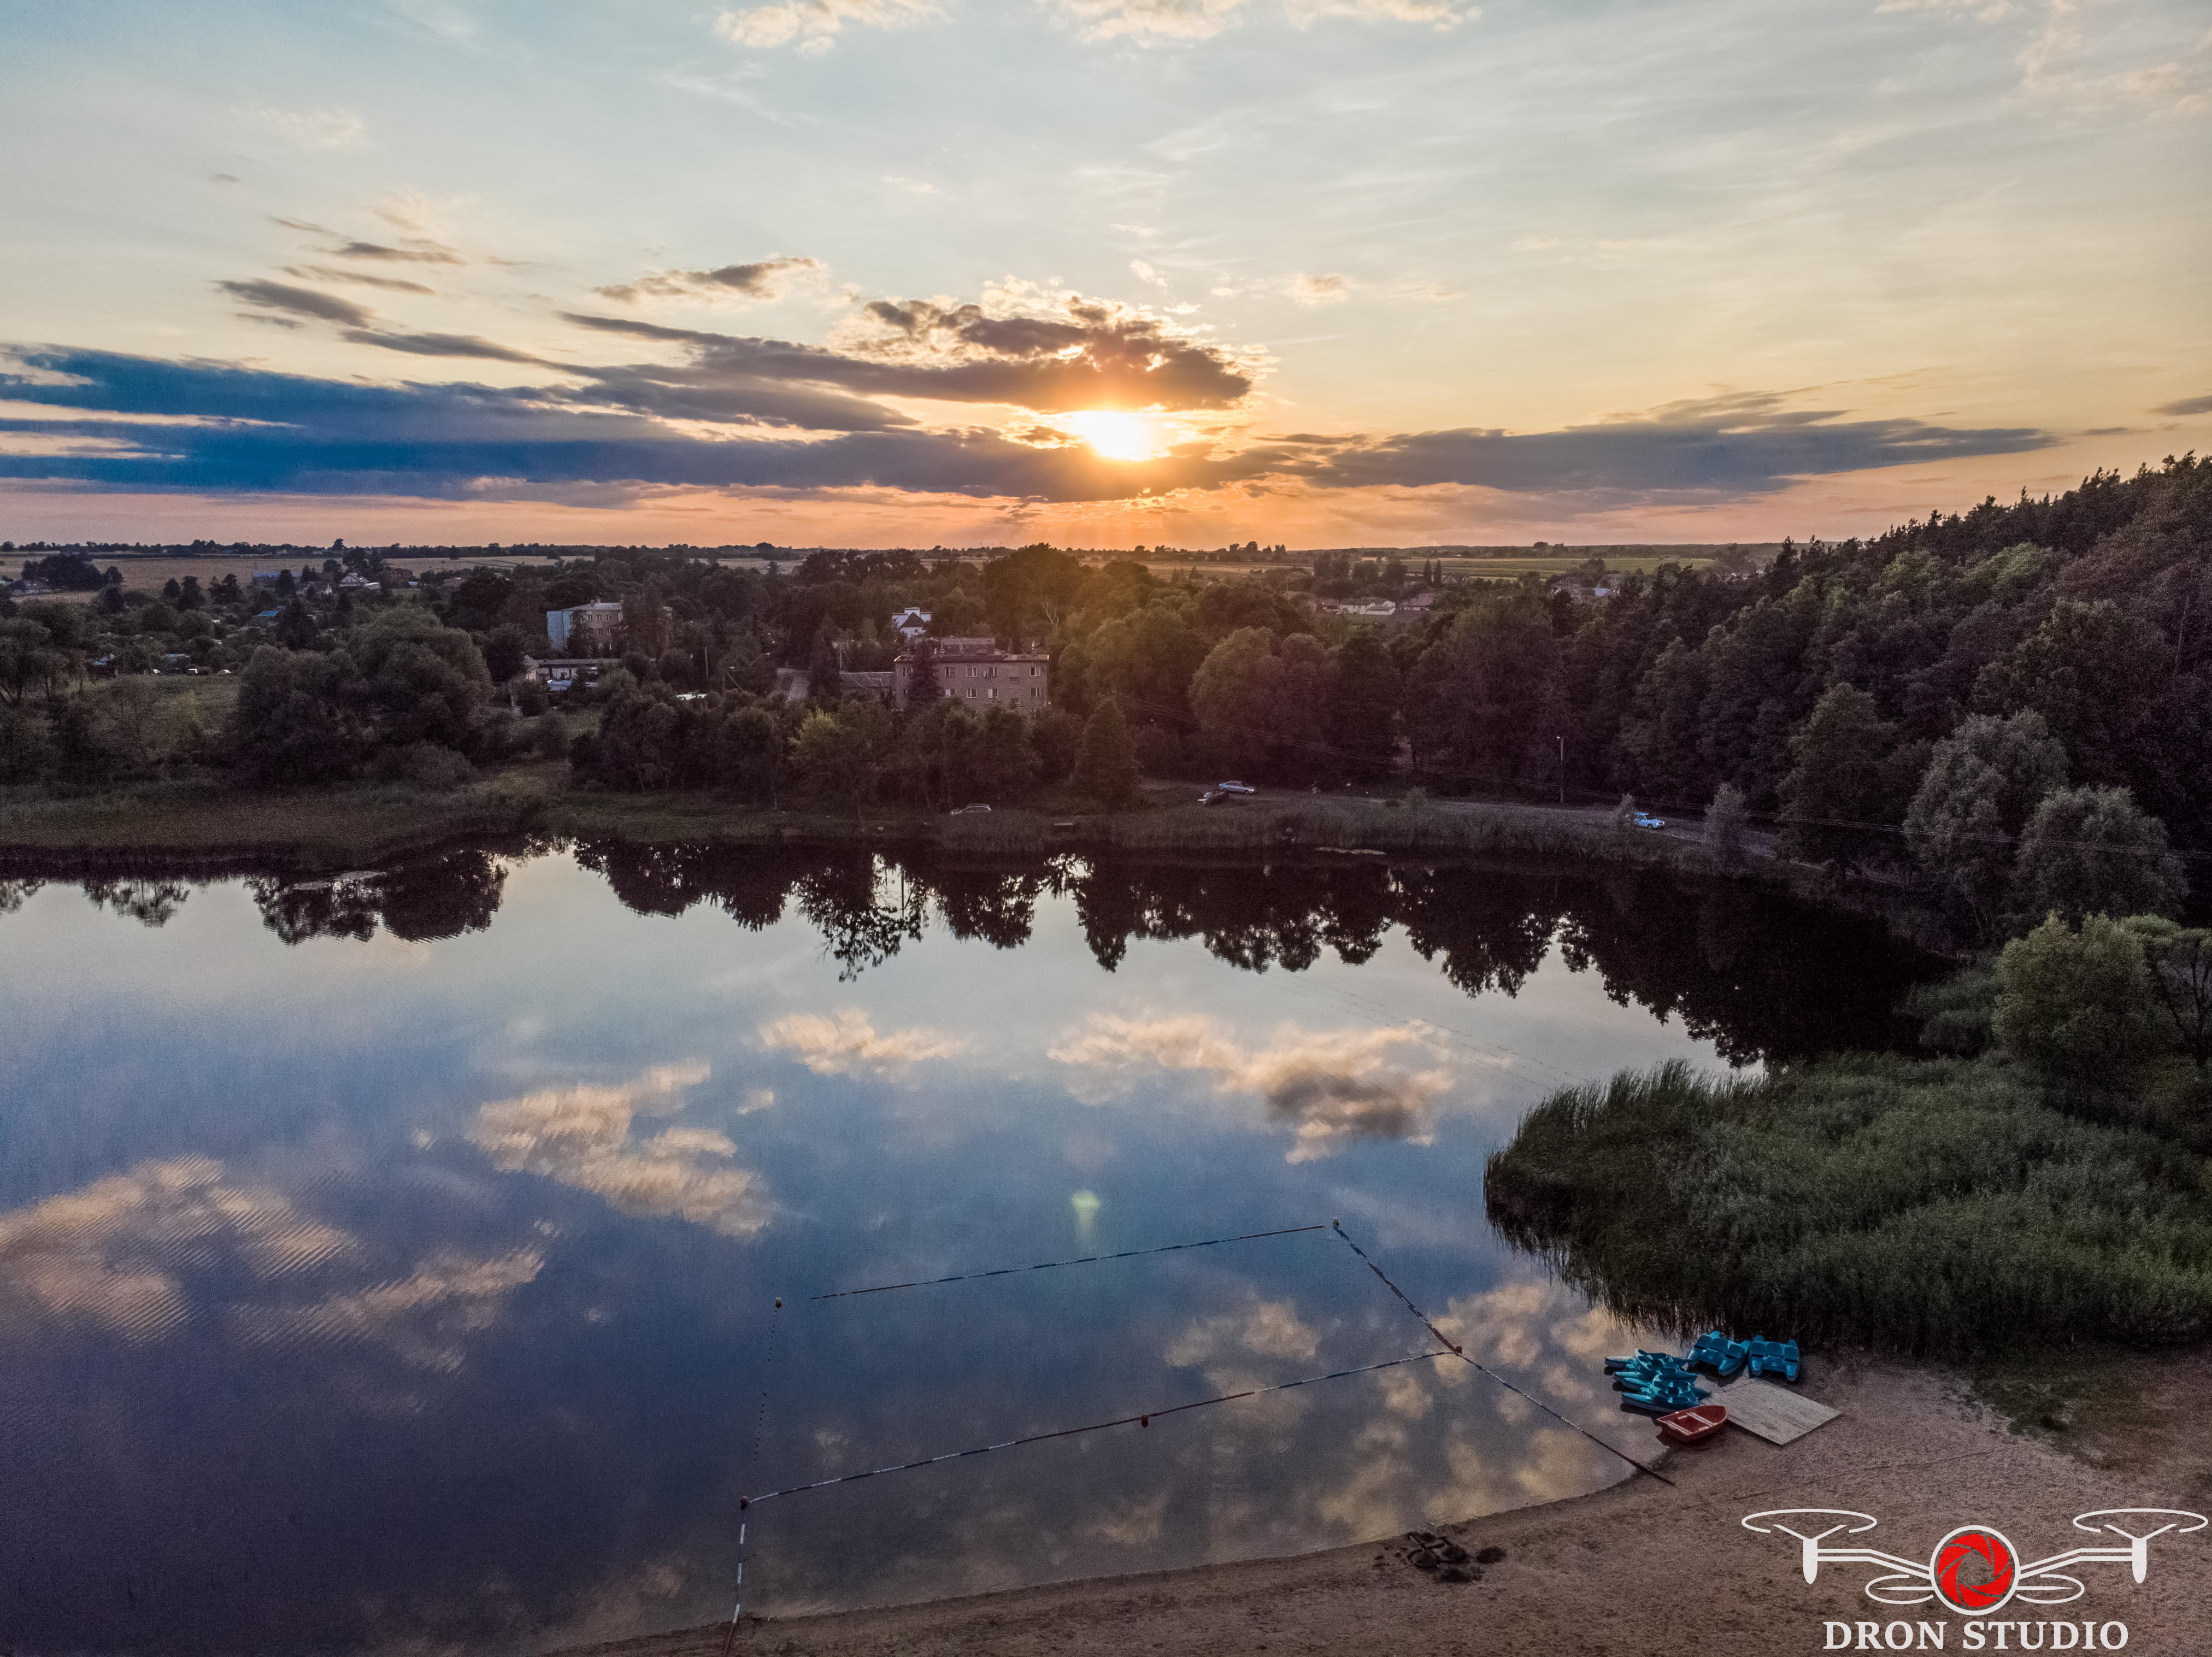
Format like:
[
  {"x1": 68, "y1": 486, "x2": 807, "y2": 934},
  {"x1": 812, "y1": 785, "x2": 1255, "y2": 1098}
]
[{"x1": 3, "y1": 0, "x2": 2207, "y2": 548}]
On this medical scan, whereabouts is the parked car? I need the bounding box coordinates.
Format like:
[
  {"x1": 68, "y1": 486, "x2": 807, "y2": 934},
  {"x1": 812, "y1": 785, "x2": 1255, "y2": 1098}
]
[
  {"x1": 950, "y1": 803, "x2": 992, "y2": 815},
  {"x1": 1199, "y1": 790, "x2": 1233, "y2": 806},
  {"x1": 1215, "y1": 780, "x2": 1256, "y2": 795},
  {"x1": 1632, "y1": 811, "x2": 1666, "y2": 830}
]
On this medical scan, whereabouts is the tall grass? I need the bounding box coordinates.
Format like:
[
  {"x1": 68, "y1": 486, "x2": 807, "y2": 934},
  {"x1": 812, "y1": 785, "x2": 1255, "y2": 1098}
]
[
  {"x1": 1098, "y1": 798, "x2": 1696, "y2": 865},
  {"x1": 938, "y1": 809, "x2": 1050, "y2": 854},
  {"x1": 0, "y1": 770, "x2": 558, "y2": 870},
  {"x1": 1484, "y1": 1056, "x2": 2212, "y2": 1353}
]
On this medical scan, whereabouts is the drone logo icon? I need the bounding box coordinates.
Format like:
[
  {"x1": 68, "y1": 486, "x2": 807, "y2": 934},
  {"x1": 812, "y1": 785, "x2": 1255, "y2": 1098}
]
[{"x1": 1742, "y1": 1508, "x2": 2208, "y2": 1617}]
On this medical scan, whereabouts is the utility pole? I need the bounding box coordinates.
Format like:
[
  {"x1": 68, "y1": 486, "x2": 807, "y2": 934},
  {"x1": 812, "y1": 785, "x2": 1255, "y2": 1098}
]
[{"x1": 1557, "y1": 735, "x2": 1565, "y2": 806}]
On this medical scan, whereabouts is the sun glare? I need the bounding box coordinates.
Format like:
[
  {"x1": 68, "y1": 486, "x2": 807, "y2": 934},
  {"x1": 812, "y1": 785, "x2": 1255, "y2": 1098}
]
[{"x1": 1062, "y1": 409, "x2": 1166, "y2": 462}]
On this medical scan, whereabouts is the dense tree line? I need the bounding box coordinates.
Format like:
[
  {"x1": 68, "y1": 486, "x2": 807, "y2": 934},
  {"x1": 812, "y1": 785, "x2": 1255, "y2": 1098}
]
[{"x1": 4, "y1": 459, "x2": 2205, "y2": 942}]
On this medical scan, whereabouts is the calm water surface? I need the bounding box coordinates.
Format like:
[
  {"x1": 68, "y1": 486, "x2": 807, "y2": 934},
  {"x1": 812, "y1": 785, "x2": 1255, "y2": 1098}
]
[{"x1": 0, "y1": 849, "x2": 1937, "y2": 1654}]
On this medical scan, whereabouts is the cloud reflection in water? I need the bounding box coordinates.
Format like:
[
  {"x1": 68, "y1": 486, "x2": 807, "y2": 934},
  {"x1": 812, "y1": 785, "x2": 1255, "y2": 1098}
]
[
  {"x1": 1051, "y1": 1013, "x2": 1451, "y2": 1160},
  {"x1": 469, "y1": 1060, "x2": 773, "y2": 1237}
]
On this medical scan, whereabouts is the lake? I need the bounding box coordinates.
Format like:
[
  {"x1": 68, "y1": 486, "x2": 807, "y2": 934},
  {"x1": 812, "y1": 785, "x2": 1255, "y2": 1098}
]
[{"x1": 0, "y1": 846, "x2": 1938, "y2": 1653}]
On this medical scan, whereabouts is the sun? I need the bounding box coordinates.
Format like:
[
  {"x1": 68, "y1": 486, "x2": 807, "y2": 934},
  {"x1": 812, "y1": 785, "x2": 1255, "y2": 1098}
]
[{"x1": 1060, "y1": 409, "x2": 1167, "y2": 462}]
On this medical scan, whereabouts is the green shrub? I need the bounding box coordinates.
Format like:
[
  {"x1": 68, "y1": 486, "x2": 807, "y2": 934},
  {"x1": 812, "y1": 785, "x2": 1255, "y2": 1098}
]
[
  {"x1": 1993, "y1": 913, "x2": 2154, "y2": 1080},
  {"x1": 1906, "y1": 963, "x2": 1997, "y2": 1055}
]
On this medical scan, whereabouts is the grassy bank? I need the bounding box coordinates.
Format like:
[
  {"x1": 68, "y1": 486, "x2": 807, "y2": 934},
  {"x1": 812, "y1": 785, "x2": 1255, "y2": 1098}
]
[
  {"x1": 1, "y1": 771, "x2": 1725, "y2": 875},
  {"x1": 0, "y1": 772, "x2": 560, "y2": 871},
  {"x1": 1482, "y1": 1055, "x2": 2212, "y2": 1355}
]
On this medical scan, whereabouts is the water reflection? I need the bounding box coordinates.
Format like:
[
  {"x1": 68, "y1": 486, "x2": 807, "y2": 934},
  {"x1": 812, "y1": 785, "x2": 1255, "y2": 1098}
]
[
  {"x1": 0, "y1": 843, "x2": 1946, "y2": 1655},
  {"x1": 1052, "y1": 1014, "x2": 1449, "y2": 1161},
  {"x1": 230, "y1": 844, "x2": 1935, "y2": 1061},
  {"x1": 248, "y1": 848, "x2": 506, "y2": 943}
]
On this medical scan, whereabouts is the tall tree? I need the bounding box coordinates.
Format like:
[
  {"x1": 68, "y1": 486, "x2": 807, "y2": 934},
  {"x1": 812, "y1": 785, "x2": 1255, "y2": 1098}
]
[
  {"x1": 807, "y1": 626, "x2": 842, "y2": 700},
  {"x1": 1904, "y1": 710, "x2": 2068, "y2": 937},
  {"x1": 791, "y1": 706, "x2": 869, "y2": 809},
  {"x1": 905, "y1": 636, "x2": 940, "y2": 706},
  {"x1": 1972, "y1": 598, "x2": 2164, "y2": 788},
  {"x1": 1404, "y1": 590, "x2": 1561, "y2": 792},
  {"x1": 1327, "y1": 627, "x2": 1401, "y2": 783},
  {"x1": 482, "y1": 625, "x2": 530, "y2": 689},
  {"x1": 2122, "y1": 918, "x2": 2212, "y2": 1072},
  {"x1": 2010, "y1": 785, "x2": 2187, "y2": 927},
  {"x1": 1776, "y1": 683, "x2": 1898, "y2": 871},
  {"x1": 1074, "y1": 700, "x2": 1140, "y2": 807},
  {"x1": 275, "y1": 597, "x2": 317, "y2": 649},
  {"x1": 1703, "y1": 782, "x2": 1750, "y2": 871}
]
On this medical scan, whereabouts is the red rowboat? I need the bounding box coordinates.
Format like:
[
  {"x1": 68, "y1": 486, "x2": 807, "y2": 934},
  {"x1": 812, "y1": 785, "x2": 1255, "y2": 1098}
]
[{"x1": 1656, "y1": 1403, "x2": 1727, "y2": 1446}]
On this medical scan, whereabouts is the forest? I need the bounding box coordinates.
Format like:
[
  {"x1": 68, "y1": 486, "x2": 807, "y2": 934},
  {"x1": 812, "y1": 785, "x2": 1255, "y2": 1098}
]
[{"x1": 2, "y1": 456, "x2": 2205, "y2": 942}]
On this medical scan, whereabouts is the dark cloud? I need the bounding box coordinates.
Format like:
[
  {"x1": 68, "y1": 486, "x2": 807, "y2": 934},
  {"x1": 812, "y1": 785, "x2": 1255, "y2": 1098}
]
[
  {"x1": 0, "y1": 348, "x2": 1219, "y2": 501},
  {"x1": 216, "y1": 280, "x2": 375, "y2": 328},
  {"x1": 339, "y1": 329, "x2": 547, "y2": 365},
  {"x1": 268, "y1": 218, "x2": 464, "y2": 265},
  {"x1": 1236, "y1": 392, "x2": 2054, "y2": 497},
  {"x1": 838, "y1": 295, "x2": 1252, "y2": 411},
  {"x1": 326, "y1": 239, "x2": 463, "y2": 265},
  {"x1": 2152, "y1": 393, "x2": 2212, "y2": 417},
  {"x1": 594, "y1": 256, "x2": 827, "y2": 304},
  {"x1": 563, "y1": 293, "x2": 1252, "y2": 414},
  {"x1": 286, "y1": 266, "x2": 438, "y2": 295},
  {"x1": 0, "y1": 350, "x2": 2057, "y2": 510}
]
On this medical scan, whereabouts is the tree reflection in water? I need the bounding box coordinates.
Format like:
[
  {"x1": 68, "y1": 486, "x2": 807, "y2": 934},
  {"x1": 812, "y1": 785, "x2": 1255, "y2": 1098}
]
[
  {"x1": 237, "y1": 843, "x2": 1940, "y2": 1061},
  {"x1": 246, "y1": 849, "x2": 505, "y2": 945}
]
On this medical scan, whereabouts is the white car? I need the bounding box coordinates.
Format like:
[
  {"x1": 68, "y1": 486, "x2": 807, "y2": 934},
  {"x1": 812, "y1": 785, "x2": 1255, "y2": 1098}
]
[
  {"x1": 950, "y1": 803, "x2": 992, "y2": 815},
  {"x1": 1215, "y1": 780, "x2": 1257, "y2": 795}
]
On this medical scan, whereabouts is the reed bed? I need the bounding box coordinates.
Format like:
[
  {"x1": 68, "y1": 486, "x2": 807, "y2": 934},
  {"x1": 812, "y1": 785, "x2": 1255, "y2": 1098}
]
[
  {"x1": 0, "y1": 773, "x2": 554, "y2": 869},
  {"x1": 1484, "y1": 1056, "x2": 2212, "y2": 1354},
  {"x1": 1097, "y1": 797, "x2": 1696, "y2": 866},
  {"x1": 937, "y1": 809, "x2": 1051, "y2": 854}
]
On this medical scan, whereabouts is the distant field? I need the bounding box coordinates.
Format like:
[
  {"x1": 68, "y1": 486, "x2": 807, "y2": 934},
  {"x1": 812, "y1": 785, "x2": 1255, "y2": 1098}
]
[
  {"x1": 1430, "y1": 553, "x2": 1716, "y2": 578},
  {"x1": 6, "y1": 551, "x2": 579, "y2": 601},
  {"x1": 1132, "y1": 551, "x2": 1728, "y2": 580},
  {"x1": 9, "y1": 547, "x2": 1748, "y2": 600}
]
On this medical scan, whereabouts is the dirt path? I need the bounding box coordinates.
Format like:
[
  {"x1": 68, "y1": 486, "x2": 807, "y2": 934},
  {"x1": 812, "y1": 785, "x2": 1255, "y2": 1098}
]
[{"x1": 550, "y1": 1355, "x2": 2211, "y2": 1657}]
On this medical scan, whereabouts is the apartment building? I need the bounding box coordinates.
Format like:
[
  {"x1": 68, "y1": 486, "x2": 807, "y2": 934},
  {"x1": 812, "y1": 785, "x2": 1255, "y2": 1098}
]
[{"x1": 892, "y1": 637, "x2": 1050, "y2": 713}]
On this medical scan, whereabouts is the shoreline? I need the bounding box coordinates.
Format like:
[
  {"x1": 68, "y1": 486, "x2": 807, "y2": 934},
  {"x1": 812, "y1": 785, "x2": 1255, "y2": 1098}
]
[
  {"x1": 0, "y1": 779, "x2": 1963, "y2": 957},
  {"x1": 539, "y1": 1353, "x2": 2212, "y2": 1657},
  {"x1": 0, "y1": 775, "x2": 1702, "y2": 863}
]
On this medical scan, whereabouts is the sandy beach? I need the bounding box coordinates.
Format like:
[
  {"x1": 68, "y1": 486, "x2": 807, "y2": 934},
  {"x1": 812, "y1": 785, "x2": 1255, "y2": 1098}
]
[{"x1": 551, "y1": 1353, "x2": 2212, "y2": 1657}]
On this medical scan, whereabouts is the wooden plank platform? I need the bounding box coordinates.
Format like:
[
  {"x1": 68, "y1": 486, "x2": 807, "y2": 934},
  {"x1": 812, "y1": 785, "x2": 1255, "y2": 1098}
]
[{"x1": 1719, "y1": 1377, "x2": 1839, "y2": 1444}]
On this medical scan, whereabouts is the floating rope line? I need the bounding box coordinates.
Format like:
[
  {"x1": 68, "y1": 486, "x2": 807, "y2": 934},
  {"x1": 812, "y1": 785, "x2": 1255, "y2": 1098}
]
[
  {"x1": 1328, "y1": 1220, "x2": 1675, "y2": 1488},
  {"x1": 737, "y1": 1348, "x2": 1453, "y2": 1508},
  {"x1": 809, "y1": 1224, "x2": 1330, "y2": 1300},
  {"x1": 721, "y1": 1297, "x2": 783, "y2": 1657}
]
